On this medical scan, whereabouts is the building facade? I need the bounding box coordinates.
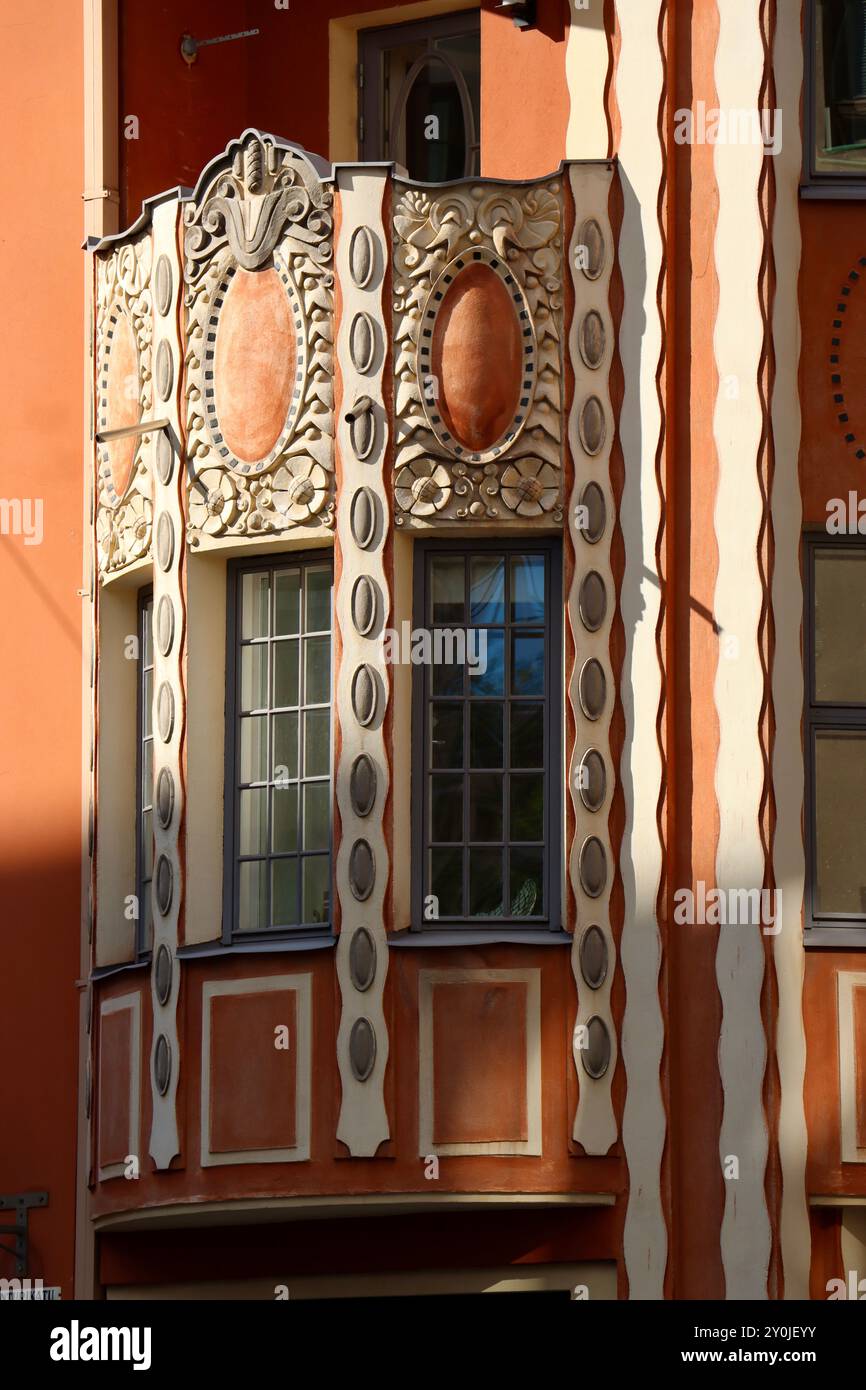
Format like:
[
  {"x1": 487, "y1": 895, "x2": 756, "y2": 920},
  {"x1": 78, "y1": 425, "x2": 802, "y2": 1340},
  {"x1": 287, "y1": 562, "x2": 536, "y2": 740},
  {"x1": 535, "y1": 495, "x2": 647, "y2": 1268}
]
[{"x1": 3, "y1": 0, "x2": 866, "y2": 1301}]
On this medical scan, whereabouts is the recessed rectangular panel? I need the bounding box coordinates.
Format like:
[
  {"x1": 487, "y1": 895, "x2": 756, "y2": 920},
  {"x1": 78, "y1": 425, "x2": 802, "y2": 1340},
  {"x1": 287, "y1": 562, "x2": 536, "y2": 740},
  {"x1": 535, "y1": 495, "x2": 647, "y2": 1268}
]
[
  {"x1": 209, "y1": 989, "x2": 297, "y2": 1154},
  {"x1": 431, "y1": 980, "x2": 528, "y2": 1144}
]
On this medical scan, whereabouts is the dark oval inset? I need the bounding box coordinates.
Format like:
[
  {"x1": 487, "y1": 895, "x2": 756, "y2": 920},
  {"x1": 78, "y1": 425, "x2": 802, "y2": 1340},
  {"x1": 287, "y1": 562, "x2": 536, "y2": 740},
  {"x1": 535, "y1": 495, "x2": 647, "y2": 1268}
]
[
  {"x1": 579, "y1": 748, "x2": 607, "y2": 812},
  {"x1": 155, "y1": 943, "x2": 173, "y2": 1005},
  {"x1": 579, "y1": 925, "x2": 609, "y2": 990},
  {"x1": 154, "y1": 1034, "x2": 172, "y2": 1095},
  {"x1": 156, "y1": 767, "x2": 175, "y2": 828},
  {"x1": 350, "y1": 486, "x2": 378, "y2": 550},
  {"x1": 579, "y1": 571, "x2": 607, "y2": 632},
  {"x1": 349, "y1": 753, "x2": 377, "y2": 818},
  {"x1": 579, "y1": 836, "x2": 607, "y2": 899},
  {"x1": 579, "y1": 481, "x2": 606, "y2": 543},
  {"x1": 578, "y1": 218, "x2": 606, "y2": 280},
  {"x1": 581, "y1": 1015, "x2": 612, "y2": 1079},
  {"x1": 349, "y1": 1016, "x2": 376, "y2": 1081},
  {"x1": 349, "y1": 839, "x2": 375, "y2": 901},
  {"x1": 349, "y1": 927, "x2": 376, "y2": 992},
  {"x1": 579, "y1": 658, "x2": 607, "y2": 721}
]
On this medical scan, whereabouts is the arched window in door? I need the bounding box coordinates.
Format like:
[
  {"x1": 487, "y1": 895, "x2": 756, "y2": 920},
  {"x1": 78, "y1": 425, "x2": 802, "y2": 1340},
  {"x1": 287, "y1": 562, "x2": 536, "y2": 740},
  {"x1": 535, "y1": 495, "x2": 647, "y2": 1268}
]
[{"x1": 359, "y1": 11, "x2": 480, "y2": 181}]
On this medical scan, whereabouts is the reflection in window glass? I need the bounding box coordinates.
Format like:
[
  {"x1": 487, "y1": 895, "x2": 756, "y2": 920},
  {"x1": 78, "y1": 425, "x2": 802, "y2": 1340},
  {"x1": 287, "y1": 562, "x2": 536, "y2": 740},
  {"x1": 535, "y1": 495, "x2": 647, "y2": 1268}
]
[
  {"x1": 813, "y1": 0, "x2": 866, "y2": 174},
  {"x1": 232, "y1": 559, "x2": 332, "y2": 934},
  {"x1": 418, "y1": 546, "x2": 558, "y2": 927}
]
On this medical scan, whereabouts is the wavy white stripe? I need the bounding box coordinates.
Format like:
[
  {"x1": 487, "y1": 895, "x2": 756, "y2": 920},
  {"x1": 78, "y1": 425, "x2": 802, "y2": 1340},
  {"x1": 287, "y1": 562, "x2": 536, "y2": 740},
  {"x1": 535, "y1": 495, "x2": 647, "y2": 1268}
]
[
  {"x1": 614, "y1": 0, "x2": 668, "y2": 1299},
  {"x1": 770, "y1": 5, "x2": 810, "y2": 1299},
  {"x1": 713, "y1": 0, "x2": 771, "y2": 1299}
]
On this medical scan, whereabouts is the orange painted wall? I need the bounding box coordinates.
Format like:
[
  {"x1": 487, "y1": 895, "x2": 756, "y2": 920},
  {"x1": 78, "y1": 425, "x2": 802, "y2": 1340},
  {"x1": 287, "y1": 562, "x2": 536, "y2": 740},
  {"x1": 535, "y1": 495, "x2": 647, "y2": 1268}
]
[
  {"x1": 0, "y1": 2, "x2": 83, "y2": 1296},
  {"x1": 480, "y1": 0, "x2": 569, "y2": 179}
]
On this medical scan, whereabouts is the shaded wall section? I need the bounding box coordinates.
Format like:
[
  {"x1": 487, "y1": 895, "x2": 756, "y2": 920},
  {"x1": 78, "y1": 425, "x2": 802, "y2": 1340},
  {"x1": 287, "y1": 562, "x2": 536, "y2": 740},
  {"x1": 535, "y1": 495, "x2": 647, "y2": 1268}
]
[{"x1": 0, "y1": 0, "x2": 83, "y2": 1296}]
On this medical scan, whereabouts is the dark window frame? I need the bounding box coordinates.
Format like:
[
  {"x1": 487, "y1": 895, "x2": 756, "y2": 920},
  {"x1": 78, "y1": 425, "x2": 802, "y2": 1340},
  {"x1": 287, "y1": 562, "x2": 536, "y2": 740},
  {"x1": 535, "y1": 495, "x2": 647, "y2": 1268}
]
[
  {"x1": 223, "y1": 551, "x2": 335, "y2": 946},
  {"x1": 804, "y1": 531, "x2": 866, "y2": 946},
  {"x1": 803, "y1": 0, "x2": 866, "y2": 199},
  {"x1": 359, "y1": 8, "x2": 481, "y2": 180},
  {"x1": 411, "y1": 536, "x2": 562, "y2": 935},
  {"x1": 135, "y1": 585, "x2": 154, "y2": 959}
]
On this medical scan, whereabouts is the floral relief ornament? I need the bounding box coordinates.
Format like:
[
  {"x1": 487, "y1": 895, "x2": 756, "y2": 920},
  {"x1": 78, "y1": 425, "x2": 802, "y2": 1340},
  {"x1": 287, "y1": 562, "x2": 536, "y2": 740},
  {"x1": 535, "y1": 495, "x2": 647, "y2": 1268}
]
[
  {"x1": 94, "y1": 232, "x2": 154, "y2": 574},
  {"x1": 392, "y1": 178, "x2": 565, "y2": 527},
  {"x1": 183, "y1": 132, "x2": 336, "y2": 543}
]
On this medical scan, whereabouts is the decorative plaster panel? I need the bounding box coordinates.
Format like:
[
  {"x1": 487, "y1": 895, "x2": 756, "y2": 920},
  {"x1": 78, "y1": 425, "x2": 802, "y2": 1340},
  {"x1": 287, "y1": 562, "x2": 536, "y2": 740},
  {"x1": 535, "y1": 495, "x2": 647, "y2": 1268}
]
[{"x1": 183, "y1": 131, "x2": 336, "y2": 543}]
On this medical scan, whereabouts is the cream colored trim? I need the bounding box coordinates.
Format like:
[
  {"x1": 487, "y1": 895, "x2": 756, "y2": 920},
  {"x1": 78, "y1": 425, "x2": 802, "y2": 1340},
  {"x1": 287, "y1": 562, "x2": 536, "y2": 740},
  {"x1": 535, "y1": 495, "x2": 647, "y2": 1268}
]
[
  {"x1": 79, "y1": 0, "x2": 119, "y2": 1296},
  {"x1": 94, "y1": 1190, "x2": 614, "y2": 1233},
  {"x1": 418, "y1": 968, "x2": 542, "y2": 1157},
  {"x1": 107, "y1": 1262, "x2": 617, "y2": 1300},
  {"x1": 200, "y1": 975, "x2": 312, "y2": 1166},
  {"x1": 184, "y1": 552, "x2": 225, "y2": 945},
  {"x1": 97, "y1": 992, "x2": 141, "y2": 1182},
  {"x1": 328, "y1": 0, "x2": 476, "y2": 164},
  {"x1": 565, "y1": 1, "x2": 610, "y2": 159},
  {"x1": 614, "y1": 0, "x2": 667, "y2": 1301},
  {"x1": 148, "y1": 198, "x2": 183, "y2": 1172},
  {"x1": 94, "y1": 582, "x2": 139, "y2": 966},
  {"x1": 713, "y1": 0, "x2": 771, "y2": 1301},
  {"x1": 567, "y1": 164, "x2": 617, "y2": 1156},
  {"x1": 770, "y1": 3, "x2": 810, "y2": 1300},
  {"x1": 334, "y1": 168, "x2": 391, "y2": 1157},
  {"x1": 838, "y1": 971, "x2": 866, "y2": 1165}
]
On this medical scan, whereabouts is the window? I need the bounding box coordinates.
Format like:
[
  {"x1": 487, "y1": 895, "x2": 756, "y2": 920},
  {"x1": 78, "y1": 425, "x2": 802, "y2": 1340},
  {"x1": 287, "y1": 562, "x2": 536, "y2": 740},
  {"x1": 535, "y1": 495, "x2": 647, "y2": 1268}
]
[
  {"x1": 806, "y1": 1, "x2": 866, "y2": 191},
  {"x1": 136, "y1": 588, "x2": 154, "y2": 956},
  {"x1": 412, "y1": 540, "x2": 561, "y2": 932},
  {"x1": 360, "y1": 11, "x2": 480, "y2": 181},
  {"x1": 805, "y1": 536, "x2": 866, "y2": 943},
  {"x1": 225, "y1": 556, "x2": 333, "y2": 940}
]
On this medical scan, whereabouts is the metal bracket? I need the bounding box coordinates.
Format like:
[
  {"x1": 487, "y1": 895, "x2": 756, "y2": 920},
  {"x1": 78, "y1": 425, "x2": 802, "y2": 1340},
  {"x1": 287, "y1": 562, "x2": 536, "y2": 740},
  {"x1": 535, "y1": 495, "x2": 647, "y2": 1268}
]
[{"x1": 0, "y1": 1192, "x2": 48, "y2": 1277}]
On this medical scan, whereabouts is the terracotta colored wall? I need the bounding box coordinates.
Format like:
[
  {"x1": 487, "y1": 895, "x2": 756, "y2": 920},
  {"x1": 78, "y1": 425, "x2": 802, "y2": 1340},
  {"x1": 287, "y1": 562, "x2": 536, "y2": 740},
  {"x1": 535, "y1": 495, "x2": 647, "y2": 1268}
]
[
  {"x1": 480, "y1": 0, "x2": 569, "y2": 179},
  {"x1": 0, "y1": 1, "x2": 83, "y2": 1296}
]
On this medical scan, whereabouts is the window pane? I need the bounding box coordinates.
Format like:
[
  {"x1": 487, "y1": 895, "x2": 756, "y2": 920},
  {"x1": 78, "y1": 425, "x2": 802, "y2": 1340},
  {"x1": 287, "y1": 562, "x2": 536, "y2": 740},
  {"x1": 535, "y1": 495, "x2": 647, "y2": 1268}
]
[
  {"x1": 510, "y1": 704, "x2": 544, "y2": 768},
  {"x1": 814, "y1": 0, "x2": 866, "y2": 174},
  {"x1": 469, "y1": 772, "x2": 502, "y2": 842},
  {"x1": 814, "y1": 548, "x2": 866, "y2": 701},
  {"x1": 241, "y1": 572, "x2": 269, "y2": 639},
  {"x1": 241, "y1": 644, "x2": 268, "y2": 712},
  {"x1": 272, "y1": 712, "x2": 298, "y2": 782},
  {"x1": 273, "y1": 640, "x2": 299, "y2": 709},
  {"x1": 469, "y1": 847, "x2": 503, "y2": 916},
  {"x1": 304, "y1": 635, "x2": 331, "y2": 704},
  {"x1": 304, "y1": 708, "x2": 330, "y2": 777},
  {"x1": 303, "y1": 856, "x2": 330, "y2": 925},
  {"x1": 511, "y1": 555, "x2": 545, "y2": 623},
  {"x1": 814, "y1": 728, "x2": 866, "y2": 914},
  {"x1": 469, "y1": 703, "x2": 503, "y2": 768},
  {"x1": 239, "y1": 787, "x2": 267, "y2": 856},
  {"x1": 306, "y1": 566, "x2": 332, "y2": 632},
  {"x1": 511, "y1": 773, "x2": 544, "y2": 842},
  {"x1": 240, "y1": 715, "x2": 268, "y2": 783},
  {"x1": 511, "y1": 632, "x2": 544, "y2": 695},
  {"x1": 303, "y1": 782, "x2": 330, "y2": 851},
  {"x1": 431, "y1": 847, "x2": 463, "y2": 917},
  {"x1": 142, "y1": 738, "x2": 153, "y2": 804},
  {"x1": 141, "y1": 601, "x2": 152, "y2": 665},
  {"x1": 431, "y1": 644, "x2": 464, "y2": 697},
  {"x1": 239, "y1": 860, "x2": 267, "y2": 931},
  {"x1": 431, "y1": 704, "x2": 463, "y2": 768},
  {"x1": 271, "y1": 857, "x2": 298, "y2": 927},
  {"x1": 272, "y1": 785, "x2": 298, "y2": 853},
  {"x1": 470, "y1": 556, "x2": 505, "y2": 623},
  {"x1": 430, "y1": 556, "x2": 464, "y2": 623},
  {"x1": 470, "y1": 629, "x2": 504, "y2": 696},
  {"x1": 274, "y1": 569, "x2": 300, "y2": 636},
  {"x1": 143, "y1": 667, "x2": 153, "y2": 738},
  {"x1": 431, "y1": 773, "x2": 463, "y2": 843},
  {"x1": 510, "y1": 847, "x2": 543, "y2": 917},
  {"x1": 404, "y1": 56, "x2": 468, "y2": 182},
  {"x1": 141, "y1": 808, "x2": 153, "y2": 880}
]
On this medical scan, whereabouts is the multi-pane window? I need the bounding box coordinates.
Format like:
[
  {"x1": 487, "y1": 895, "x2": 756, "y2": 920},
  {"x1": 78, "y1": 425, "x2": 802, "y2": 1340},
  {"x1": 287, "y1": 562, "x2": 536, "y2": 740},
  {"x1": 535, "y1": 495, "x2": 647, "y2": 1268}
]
[
  {"x1": 805, "y1": 537, "x2": 866, "y2": 942},
  {"x1": 413, "y1": 541, "x2": 561, "y2": 931},
  {"x1": 808, "y1": 1, "x2": 866, "y2": 186},
  {"x1": 227, "y1": 557, "x2": 333, "y2": 938},
  {"x1": 136, "y1": 589, "x2": 154, "y2": 955}
]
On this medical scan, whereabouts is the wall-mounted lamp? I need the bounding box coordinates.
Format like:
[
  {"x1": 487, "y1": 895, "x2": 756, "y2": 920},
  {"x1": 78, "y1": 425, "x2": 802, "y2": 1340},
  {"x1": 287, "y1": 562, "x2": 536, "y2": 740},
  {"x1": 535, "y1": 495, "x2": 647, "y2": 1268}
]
[{"x1": 494, "y1": 0, "x2": 537, "y2": 30}]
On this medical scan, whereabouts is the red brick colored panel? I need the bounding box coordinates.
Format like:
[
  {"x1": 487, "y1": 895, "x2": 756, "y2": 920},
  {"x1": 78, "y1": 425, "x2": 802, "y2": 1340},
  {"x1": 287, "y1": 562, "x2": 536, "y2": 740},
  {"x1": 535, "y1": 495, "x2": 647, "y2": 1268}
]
[
  {"x1": 210, "y1": 990, "x2": 297, "y2": 1154},
  {"x1": 432, "y1": 981, "x2": 527, "y2": 1144}
]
